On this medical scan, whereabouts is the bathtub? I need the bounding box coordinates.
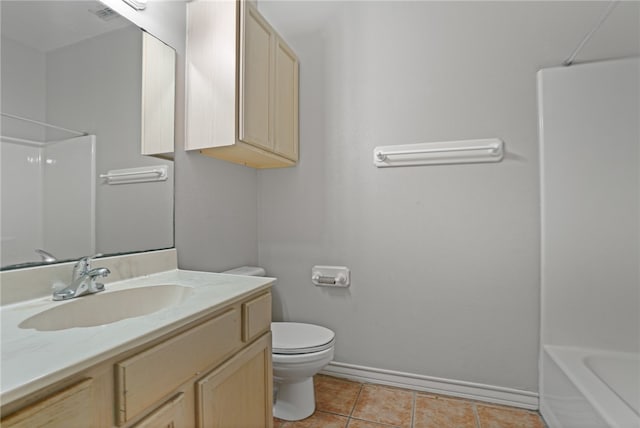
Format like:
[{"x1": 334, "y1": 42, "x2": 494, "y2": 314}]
[{"x1": 541, "y1": 345, "x2": 640, "y2": 428}]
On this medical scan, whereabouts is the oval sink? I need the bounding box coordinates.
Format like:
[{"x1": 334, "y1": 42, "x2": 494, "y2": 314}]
[{"x1": 19, "y1": 285, "x2": 193, "y2": 331}]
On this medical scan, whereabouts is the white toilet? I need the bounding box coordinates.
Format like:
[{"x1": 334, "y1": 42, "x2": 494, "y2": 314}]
[
  {"x1": 272, "y1": 322, "x2": 335, "y2": 420},
  {"x1": 222, "y1": 267, "x2": 335, "y2": 421}
]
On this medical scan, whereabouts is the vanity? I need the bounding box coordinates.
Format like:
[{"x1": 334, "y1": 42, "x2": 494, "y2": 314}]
[{"x1": 0, "y1": 250, "x2": 274, "y2": 427}]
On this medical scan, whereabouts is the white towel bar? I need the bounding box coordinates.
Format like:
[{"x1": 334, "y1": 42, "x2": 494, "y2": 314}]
[
  {"x1": 373, "y1": 138, "x2": 504, "y2": 167},
  {"x1": 100, "y1": 165, "x2": 168, "y2": 184}
]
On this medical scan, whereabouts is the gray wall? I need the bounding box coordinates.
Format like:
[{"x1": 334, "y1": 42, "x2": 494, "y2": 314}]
[
  {"x1": 0, "y1": 37, "x2": 46, "y2": 141},
  {"x1": 255, "y1": 1, "x2": 640, "y2": 392}
]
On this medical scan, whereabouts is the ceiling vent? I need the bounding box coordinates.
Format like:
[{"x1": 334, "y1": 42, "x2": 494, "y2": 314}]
[{"x1": 89, "y1": 6, "x2": 121, "y2": 22}]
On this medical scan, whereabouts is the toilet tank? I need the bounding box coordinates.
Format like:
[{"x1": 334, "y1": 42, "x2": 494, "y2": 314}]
[{"x1": 222, "y1": 266, "x2": 266, "y2": 276}]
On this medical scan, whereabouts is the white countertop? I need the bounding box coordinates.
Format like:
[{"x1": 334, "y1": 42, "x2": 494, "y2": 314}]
[{"x1": 0, "y1": 269, "x2": 274, "y2": 405}]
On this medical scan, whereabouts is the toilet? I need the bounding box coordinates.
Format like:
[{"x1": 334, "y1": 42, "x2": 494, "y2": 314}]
[
  {"x1": 272, "y1": 322, "x2": 335, "y2": 420},
  {"x1": 222, "y1": 267, "x2": 336, "y2": 421}
]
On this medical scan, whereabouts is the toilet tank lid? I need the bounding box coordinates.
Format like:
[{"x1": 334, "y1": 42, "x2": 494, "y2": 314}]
[{"x1": 222, "y1": 266, "x2": 266, "y2": 276}]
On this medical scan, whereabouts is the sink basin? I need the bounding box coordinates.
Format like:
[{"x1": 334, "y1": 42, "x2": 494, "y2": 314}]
[{"x1": 19, "y1": 285, "x2": 193, "y2": 331}]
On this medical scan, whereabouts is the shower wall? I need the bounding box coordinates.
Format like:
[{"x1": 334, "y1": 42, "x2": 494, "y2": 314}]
[
  {"x1": 0, "y1": 141, "x2": 43, "y2": 266},
  {"x1": 0, "y1": 136, "x2": 95, "y2": 265},
  {"x1": 539, "y1": 57, "x2": 640, "y2": 353},
  {"x1": 42, "y1": 136, "x2": 96, "y2": 261}
]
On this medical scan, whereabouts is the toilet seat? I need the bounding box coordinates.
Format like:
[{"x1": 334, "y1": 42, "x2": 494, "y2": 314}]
[{"x1": 272, "y1": 322, "x2": 335, "y2": 355}]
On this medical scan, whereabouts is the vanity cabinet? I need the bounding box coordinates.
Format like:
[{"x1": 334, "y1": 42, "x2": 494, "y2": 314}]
[
  {"x1": 185, "y1": 0, "x2": 299, "y2": 168},
  {"x1": 0, "y1": 289, "x2": 273, "y2": 428},
  {"x1": 0, "y1": 379, "x2": 94, "y2": 428}
]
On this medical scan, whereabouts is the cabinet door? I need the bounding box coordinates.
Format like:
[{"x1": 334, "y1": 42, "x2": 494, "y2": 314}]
[
  {"x1": 1, "y1": 379, "x2": 93, "y2": 428},
  {"x1": 240, "y1": 3, "x2": 273, "y2": 152},
  {"x1": 141, "y1": 31, "x2": 176, "y2": 156},
  {"x1": 132, "y1": 393, "x2": 186, "y2": 428},
  {"x1": 196, "y1": 333, "x2": 273, "y2": 428},
  {"x1": 273, "y1": 36, "x2": 299, "y2": 161}
]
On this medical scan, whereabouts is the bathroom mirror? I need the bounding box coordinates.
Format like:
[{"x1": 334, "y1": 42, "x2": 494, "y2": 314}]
[{"x1": 0, "y1": 1, "x2": 175, "y2": 270}]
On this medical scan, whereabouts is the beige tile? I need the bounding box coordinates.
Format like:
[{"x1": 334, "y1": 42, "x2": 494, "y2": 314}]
[
  {"x1": 315, "y1": 375, "x2": 363, "y2": 416},
  {"x1": 351, "y1": 384, "x2": 414, "y2": 427},
  {"x1": 274, "y1": 417, "x2": 288, "y2": 428},
  {"x1": 476, "y1": 404, "x2": 546, "y2": 428},
  {"x1": 348, "y1": 418, "x2": 400, "y2": 427},
  {"x1": 413, "y1": 394, "x2": 477, "y2": 428},
  {"x1": 284, "y1": 411, "x2": 349, "y2": 428}
]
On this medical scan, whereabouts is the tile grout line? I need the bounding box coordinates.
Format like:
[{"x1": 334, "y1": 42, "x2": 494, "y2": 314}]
[
  {"x1": 346, "y1": 382, "x2": 364, "y2": 428},
  {"x1": 472, "y1": 403, "x2": 482, "y2": 428},
  {"x1": 411, "y1": 391, "x2": 416, "y2": 428},
  {"x1": 349, "y1": 382, "x2": 365, "y2": 418}
]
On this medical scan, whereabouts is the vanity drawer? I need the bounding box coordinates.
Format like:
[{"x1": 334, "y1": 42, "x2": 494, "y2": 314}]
[
  {"x1": 115, "y1": 308, "x2": 242, "y2": 425},
  {"x1": 242, "y1": 292, "x2": 272, "y2": 343},
  {"x1": 1, "y1": 379, "x2": 93, "y2": 428}
]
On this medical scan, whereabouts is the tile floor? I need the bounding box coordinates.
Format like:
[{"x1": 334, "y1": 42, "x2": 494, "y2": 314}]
[{"x1": 274, "y1": 375, "x2": 547, "y2": 428}]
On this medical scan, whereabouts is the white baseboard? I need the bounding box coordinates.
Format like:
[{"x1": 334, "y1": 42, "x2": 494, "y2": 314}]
[{"x1": 320, "y1": 361, "x2": 539, "y2": 411}]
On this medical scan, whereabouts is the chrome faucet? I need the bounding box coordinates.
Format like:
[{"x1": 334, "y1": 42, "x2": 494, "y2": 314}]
[{"x1": 53, "y1": 254, "x2": 111, "y2": 301}]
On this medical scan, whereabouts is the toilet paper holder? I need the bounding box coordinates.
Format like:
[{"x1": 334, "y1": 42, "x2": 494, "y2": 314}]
[{"x1": 311, "y1": 266, "x2": 350, "y2": 287}]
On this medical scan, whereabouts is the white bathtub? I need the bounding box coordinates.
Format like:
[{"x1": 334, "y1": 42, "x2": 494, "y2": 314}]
[{"x1": 541, "y1": 345, "x2": 640, "y2": 428}]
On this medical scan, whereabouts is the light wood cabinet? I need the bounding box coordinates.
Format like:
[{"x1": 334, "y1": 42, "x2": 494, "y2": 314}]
[
  {"x1": 0, "y1": 379, "x2": 94, "y2": 428},
  {"x1": 141, "y1": 31, "x2": 176, "y2": 157},
  {"x1": 132, "y1": 393, "x2": 186, "y2": 428},
  {"x1": 196, "y1": 333, "x2": 273, "y2": 428},
  {"x1": 115, "y1": 308, "x2": 242, "y2": 425},
  {"x1": 1, "y1": 290, "x2": 273, "y2": 428},
  {"x1": 273, "y1": 37, "x2": 299, "y2": 161},
  {"x1": 186, "y1": 0, "x2": 299, "y2": 169}
]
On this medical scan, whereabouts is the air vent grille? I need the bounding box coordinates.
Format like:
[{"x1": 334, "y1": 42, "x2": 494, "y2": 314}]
[{"x1": 89, "y1": 7, "x2": 121, "y2": 22}]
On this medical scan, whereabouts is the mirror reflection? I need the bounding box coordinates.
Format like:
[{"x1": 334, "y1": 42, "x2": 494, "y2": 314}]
[{"x1": 1, "y1": 1, "x2": 175, "y2": 270}]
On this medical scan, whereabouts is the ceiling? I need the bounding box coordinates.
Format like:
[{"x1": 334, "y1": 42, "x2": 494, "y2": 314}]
[{"x1": 1, "y1": 1, "x2": 132, "y2": 53}]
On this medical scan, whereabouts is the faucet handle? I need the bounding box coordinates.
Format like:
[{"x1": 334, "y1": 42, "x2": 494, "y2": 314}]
[
  {"x1": 86, "y1": 267, "x2": 110, "y2": 293},
  {"x1": 87, "y1": 267, "x2": 111, "y2": 278},
  {"x1": 72, "y1": 253, "x2": 103, "y2": 279}
]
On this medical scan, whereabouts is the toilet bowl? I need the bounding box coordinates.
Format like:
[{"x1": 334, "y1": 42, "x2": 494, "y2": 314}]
[
  {"x1": 221, "y1": 267, "x2": 336, "y2": 421},
  {"x1": 272, "y1": 322, "x2": 335, "y2": 421}
]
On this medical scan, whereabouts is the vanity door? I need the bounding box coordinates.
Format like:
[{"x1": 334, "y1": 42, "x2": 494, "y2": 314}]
[
  {"x1": 132, "y1": 393, "x2": 186, "y2": 428},
  {"x1": 196, "y1": 333, "x2": 273, "y2": 428}
]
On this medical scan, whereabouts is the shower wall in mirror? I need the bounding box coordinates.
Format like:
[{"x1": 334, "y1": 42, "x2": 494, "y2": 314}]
[{"x1": 1, "y1": 1, "x2": 175, "y2": 269}]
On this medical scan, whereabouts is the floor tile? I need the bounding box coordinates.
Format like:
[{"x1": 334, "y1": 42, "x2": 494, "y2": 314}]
[
  {"x1": 351, "y1": 384, "x2": 414, "y2": 427},
  {"x1": 274, "y1": 417, "x2": 287, "y2": 428},
  {"x1": 283, "y1": 411, "x2": 349, "y2": 428},
  {"x1": 315, "y1": 375, "x2": 363, "y2": 416},
  {"x1": 413, "y1": 394, "x2": 478, "y2": 428},
  {"x1": 348, "y1": 418, "x2": 401, "y2": 427},
  {"x1": 476, "y1": 404, "x2": 546, "y2": 428}
]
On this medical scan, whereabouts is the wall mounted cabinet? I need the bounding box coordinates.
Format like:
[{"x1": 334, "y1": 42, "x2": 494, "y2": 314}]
[
  {"x1": 185, "y1": 0, "x2": 299, "y2": 168},
  {"x1": 141, "y1": 31, "x2": 176, "y2": 157}
]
